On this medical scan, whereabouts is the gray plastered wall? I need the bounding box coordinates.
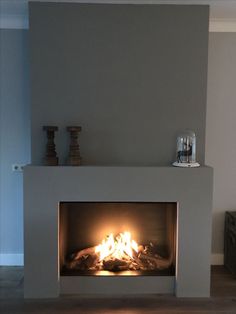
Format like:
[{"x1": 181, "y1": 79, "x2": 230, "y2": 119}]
[{"x1": 29, "y1": 3, "x2": 209, "y2": 166}]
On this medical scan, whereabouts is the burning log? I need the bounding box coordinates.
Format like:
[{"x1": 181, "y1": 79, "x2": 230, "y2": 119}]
[
  {"x1": 72, "y1": 246, "x2": 96, "y2": 260},
  {"x1": 66, "y1": 232, "x2": 174, "y2": 272},
  {"x1": 103, "y1": 258, "x2": 131, "y2": 271},
  {"x1": 139, "y1": 253, "x2": 172, "y2": 270},
  {"x1": 67, "y1": 247, "x2": 99, "y2": 270}
]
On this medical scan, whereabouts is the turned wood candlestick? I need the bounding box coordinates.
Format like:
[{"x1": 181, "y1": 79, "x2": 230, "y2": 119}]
[
  {"x1": 67, "y1": 126, "x2": 82, "y2": 166},
  {"x1": 43, "y1": 126, "x2": 59, "y2": 166}
]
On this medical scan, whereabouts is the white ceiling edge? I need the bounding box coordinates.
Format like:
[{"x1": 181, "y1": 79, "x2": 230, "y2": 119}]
[{"x1": 1, "y1": 0, "x2": 236, "y2": 31}]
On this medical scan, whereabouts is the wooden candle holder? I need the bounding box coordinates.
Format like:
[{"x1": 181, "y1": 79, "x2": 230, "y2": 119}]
[
  {"x1": 67, "y1": 126, "x2": 82, "y2": 166},
  {"x1": 43, "y1": 126, "x2": 59, "y2": 166}
]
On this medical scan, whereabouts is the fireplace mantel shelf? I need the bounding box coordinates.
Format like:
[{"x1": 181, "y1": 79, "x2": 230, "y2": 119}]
[{"x1": 25, "y1": 165, "x2": 212, "y2": 170}]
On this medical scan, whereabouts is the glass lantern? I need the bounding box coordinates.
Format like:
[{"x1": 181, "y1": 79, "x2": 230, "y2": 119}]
[{"x1": 173, "y1": 130, "x2": 200, "y2": 167}]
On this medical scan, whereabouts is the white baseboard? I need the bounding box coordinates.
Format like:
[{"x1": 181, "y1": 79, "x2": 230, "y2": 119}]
[
  {"x1": 0, "y1": 254, "x2": 24, "y2": 266},
  {"x1": 211, "y1": 253, "x2": 224, "y2": 265}
]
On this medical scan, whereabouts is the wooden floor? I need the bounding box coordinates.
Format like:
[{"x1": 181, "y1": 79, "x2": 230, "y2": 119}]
[{"x1": 0, "y1": 266, "x2": 236, "y2": 314}]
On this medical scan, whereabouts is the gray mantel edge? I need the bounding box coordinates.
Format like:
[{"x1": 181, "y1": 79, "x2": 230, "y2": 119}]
[{"x1": 24, "y1": 165, "x2": 213, "y2": 298}]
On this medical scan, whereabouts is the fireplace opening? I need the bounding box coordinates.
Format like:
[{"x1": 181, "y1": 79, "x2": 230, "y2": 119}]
[{"x1": 59, "y1": 202, "x2": 177, "y2": 276}]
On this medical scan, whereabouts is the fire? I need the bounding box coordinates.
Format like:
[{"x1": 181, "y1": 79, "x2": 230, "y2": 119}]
[
  {"x1": 67, "y1": 230, "x2": 172, "y2": 272},
  {"x1": 95, "y1": 231, "x2": 139, "y2": 261}
]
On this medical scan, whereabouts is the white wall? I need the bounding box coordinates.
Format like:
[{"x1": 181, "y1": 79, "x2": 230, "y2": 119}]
[
  {"x1": 0, "y1": 29, "x2": 30, "y2": 265},
  {"x1": 206, "y1": 32, "x2": 236, "y2": 263}
]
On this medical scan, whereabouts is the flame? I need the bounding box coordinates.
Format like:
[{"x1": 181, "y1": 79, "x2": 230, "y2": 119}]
[{"x1": 95, "y1": 231, "x2": 139, "y2": 261}]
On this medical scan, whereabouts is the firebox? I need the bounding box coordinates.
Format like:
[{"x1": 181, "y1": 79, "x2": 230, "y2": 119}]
[{"x1": 59, "y1": 202, "x2": 177, "y2": 277}]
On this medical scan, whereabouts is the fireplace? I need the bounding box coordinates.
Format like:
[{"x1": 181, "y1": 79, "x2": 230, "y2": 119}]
[
  {"x1": 24, "y1": 166, "x2": 213, "y2": 298},
  {"x1": 25, "y1": 1, "x2": 212, "y2": 299},
  {"x1": 59, "y1": 202, "x2": 177, "y2": 277}
]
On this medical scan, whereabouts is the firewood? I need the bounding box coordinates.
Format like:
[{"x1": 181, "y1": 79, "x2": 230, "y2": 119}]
[
  {"x1": 138, "y1": 245, "x2": 144, "y2": 253},
  {"x1": 139, "y1": 253, "x2": 172, "y2": 270},
  {"x1": 72, "y1": 246, "x2": 96, "y2": 261},
  {"x1": 85, "y1": 254, "x2": 99, "y2": 269},
  {"x1": 103, "y1": 258, "x2": 130, "y2": 271},
  {"x1": 66, "y1": 260, "x2": 79, "y2": 269},
  {"x1": 67, "y1": 243, "x2": 174, "y2": 272},
  {"x1": 67, "y1": 253, "x2": 99, "y2": 270}
]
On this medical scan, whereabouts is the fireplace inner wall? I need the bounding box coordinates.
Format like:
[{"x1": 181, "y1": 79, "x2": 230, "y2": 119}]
[{"x1": 59, "y1": 202, "x2": 176, "y2": 275}]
